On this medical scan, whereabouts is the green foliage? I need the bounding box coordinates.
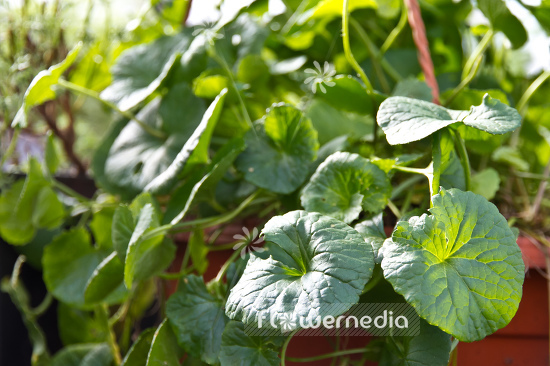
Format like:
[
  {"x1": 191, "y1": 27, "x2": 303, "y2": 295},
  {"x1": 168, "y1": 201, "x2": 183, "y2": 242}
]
[{"x1": 3, "y1": 0, "x2": 538, "y2": 364}]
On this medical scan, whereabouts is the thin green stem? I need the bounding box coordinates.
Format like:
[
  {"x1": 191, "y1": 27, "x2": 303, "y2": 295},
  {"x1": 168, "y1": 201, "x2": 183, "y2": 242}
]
[
  {"x1": 159, "y1": 265, "x2": 195, "y2": 279},
  {"x1": 215, "y1": 243, "x2": 246, "y2": 283},
  {"x1": 287, "y1": 348, "x2": 368, "y2": 363},
  {"x1": 30, "y1": 293, "x2": 53, "y2": 317},
  {"x1": 349, "y1": 18, "x2": 390, "y2": 93},
  {"x1": 380, "y1": 5, "x2": 408, "y2": 56},
  {"x1": 57, "y1": 79, "x2": 167, "y2": 140},
  {"x1": 461, "y1": 28, "x2": 494, "y2": 81},
  {"x1": 211, "y1": 51, "x2": 253, "y2": 130},
  {"x1": 342, "y1": 0, "x2": 373, "y2": 93},
  {"x1": 392, "y1": 165, "x2": 428, "y2": 175},
  {"x1": 281, "y1": 0, "x2": 310, "y2": 34},
  {"x1": 97, "y1": 304, "x2": 122, "y2": 365},
  {"x1": 445, "y1": 54, "x2": 483, "y2": 107},
  {"x1": 0, "y1": 127, "x2": 20, "y2": 170},
  {"x1": 453, "y1": 130, "x2": 471, "y2": 191},
  {"x1": 517, "y1": 70, "x2": 550, "y2": 115},
  {"x1": 431, "y1": 132, "x2": 442, "y2": 201},
  {"x1": 51, "y1": 179, "x2": 90, "y2": 203},
  {"x1": 281, "y1": 329, "x2": 299, "y2": 366},
  {"x1": 387, "y1": 199, "x2": 402, "y2": 219}
]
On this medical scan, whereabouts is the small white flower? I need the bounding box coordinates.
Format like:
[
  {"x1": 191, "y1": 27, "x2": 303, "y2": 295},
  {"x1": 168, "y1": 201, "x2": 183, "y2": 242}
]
[
  {"x1": 193, "y1": 21, "x2": 224, "y2": 45},
  {"x1": 304, "y1": 61, "x2": 337, "y2": 94},
  {"x1": 279, "y1": 313, "x2": 296, "y2": 333},
  {"x1": 233, "y1": 227, "x2": 266, "y2": 259}
]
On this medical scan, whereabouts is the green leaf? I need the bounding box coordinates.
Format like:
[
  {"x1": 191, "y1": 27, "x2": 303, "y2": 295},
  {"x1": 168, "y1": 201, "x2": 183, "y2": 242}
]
[
  {"x1": 43, "y1": 228, "x2": 109, "y2": 307},
  {"x1": 226, "y1": 211, "x2": 374, "y2": 331},
  {"x1": 152, "y1": 0, "x2": 190, "y2": 26},
  {"x1": 90, "y1": 207, "x2": 116, "y2": 251},
  {"x1": 379, "y1": 319, "x2": 451, "y2": 366},
  {"x1": 112, "y1": 205, "x2": 135, "y2": 260},
  {"x1": 492, "y1": 146, "x2": 529, "y2": 171},
  {"x1": 124, "y1": 204, "x2": 174, "y2": 288},
  {"x1": 354, "y1": 213, "x2": 386, "y2": 263},
  {"x1": 57, "y1": 302, "x2": 105, "y2": 345},
  {"x1": 45, "y1": 132, "x2": 60, "y2": 174},
  {"x1": 219, "y1": 321, "x2": 280, "y2": 366},
  {"x1": 189, "y1": 230, "x2": 209, "y2": 275},
  {"x1": 13, "y1": 43, "x2": 82, "y2": 127},
  {"x1": 315, "y1": 75, "x2": 373, "y2": 115},
  {"x1": 84, "y1": 252, "x2": 127, "y2": 303},
  {"x1": 121, "y1": 328, "x2": 155, "y2": 366},
  {"x1": 0, "y1": 159, "x2": 64, "y2": 245},
  {"x1": 477, "y1": 0, "x2": 527, "y2": 49},
  {"x1": 308, "y1": 0, "x2": 377, "y2": 19},
  {"x1": 193, "y1": 74, "x2": 230, "y2": 99},
  {"x1": 146, "y1": 319, "x2": 182, "y2": 366},
  {"x1": 527, "y1": 1, "x2": 550, "y2": 34},
  {"x1": 306, "y1": 99, "x2": 373, "y2": 144},
  {"x1": 381, "y1": 188, "x2": 525, "y2": 342},
  {"x1": 101, "y1": 30, "x2": 205, "y2": 111},
  {"x1": 377, "y1": 94, "x2": 521, "y2": 145},
  {"x1": 103, "y1": 83, "x2": 206, "y2": 197},
  {"x1": 163, "y1": 137, "x2": 246, "y2": 224},
  {"x1": 236, "y1": 104, "x2": 319, "y2": 194},
  {"x1": 301, "y1": 152, "x2": 392, "y2": 223},
  {"x1": 166, "y1": 275, "x2": 228, "y2": 364},
  {"x1": 392, "y1": 78, "x2": 432, "y2": 102},
  {"x1": 50, "y1": 343, "x2": 112, "y2": 366},
  {"x1": 471, "y1": 168, "x2": 500, "y2": 200},
  {"x1": 144, "y1": 88, "x2": 228, "y2": 194}
]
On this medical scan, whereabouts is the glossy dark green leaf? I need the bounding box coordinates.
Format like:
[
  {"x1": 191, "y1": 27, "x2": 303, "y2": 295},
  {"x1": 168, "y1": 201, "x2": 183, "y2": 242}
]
[
  {"x1": 101, "y1": 30, "x2": 205, "y2": 111},
  {"x1": 112, "y1": 205, "x2": 135, "y2": 260},
  {"x1": 121, "y1": 328, "x2": 155, "y2": 366},
  {"x1": 50, "y1": 343, "x2": 112, "y2": 366},
  {"x1": 166, "y1": 275, "x2": 228, "y2": 364},
  {"x1": 379, "y1": 319, "x2": 451, "y2": 366},
  {"x1": 316, "y1": 75, "x2": 373, "y2": 115},
  {"x1": 301, "y1": 152, "x2": 392, "y2": 223},
  {"x1": 163, "y1": 137, "x2": 246, "y2": 224},
  {"x1": 84, "y1": 252, "x2": 127, "y2": 303},
  {"x1": 477, "y1": 0, "x2": 527, "y2": 49},
  {"x1": 144, "y1": 89, "x2": 227, "y2": 194},
  {"x1": 226, "y1": 211, "x2": 374, "y2": 332},
  {"x1": 381, "y1": 188, "x2": 524, "y2": 341},
  {"x1": 57, "y1": 302, "x2": 105, "y2": 345},
  {"x1": 219, "y1": 321, "x2": 280, "y2": 366},
  {"x1": 377, "y1": 95, "x2": 521, "y2": 145},
  {"x1": 90, "y1": 206, "x2": 116, "y2": 251},
  {"x1": 236, "y1": 103, "x2": 319, "y2": 194},
  {"x1": 43, "y1": 228, "x2": 109, "y2": 307},
  {"x1": 146, "y1": 319, "x2": 182, "y2": 366},
  {"x1": 103, "y1": 83, "x2": 206, "y2": 196},
  {"x1": 307, "y1": 99, "x2": 373, "y2": 144}
]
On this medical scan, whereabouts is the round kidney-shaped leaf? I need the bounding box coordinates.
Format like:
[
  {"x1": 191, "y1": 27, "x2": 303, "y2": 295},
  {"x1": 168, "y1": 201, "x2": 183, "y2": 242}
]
[
  {"x1": 236, "y1": 104, "x2": 319, "y2": 194},
  {"x1": 226, "y1": 211, "x2": 374, "y2": 332},
  {"x1": 381, "y1": 188, "x2": 524, "y2": 342},
  {"x1": 301, "y1": 152, "x2": 391, "y2": 223},
  {"x1": 377, "y1": 94, "x2": 521, "y2": 145}
]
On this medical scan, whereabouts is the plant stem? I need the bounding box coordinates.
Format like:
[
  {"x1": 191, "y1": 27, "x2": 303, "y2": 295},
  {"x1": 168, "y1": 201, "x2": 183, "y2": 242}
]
[
  {"x1": 342, "y1": 0, "x2": 374, "y2": 93},
  {"x1": 462, "y1": 28, "x2": 494, "y2": 81},
  {"x1": 0, "y1": 127, "x2": 20, "y2": 170},
  {"x1": 159, "y1": 265, "x2": 195, "y2": 279},
  {"x1": 281, "y1": 329, "x2": 299, "y2": 366},
  {"x1": 529, "y1": 160, "x2": 550, "y2": 220},
  {"x1": 215, "y1": 243, "x2": 246, "y2": 283},
  {"x1": 287, "y1": 348, "x2": 368, "y2": 362},
  {"x1": 431, "y1": 131, "x2": 442, "y2": 199},
  {"x1": 349, "y1": 18, "x2": 391, "y2": 93},
  {"x1": 453, "y1": 130, "x2": 471, "y2": 191},
  {"x1": 517, "y1": 70, "x2": 550, "y2": 115},
  {"x1": 97, "y1": 304, "x2": 122, "y2": 365},
  {"x1": 31, "y1": 293, "x2": 53, "y2": 317},
  {"x1": 387, "y1": 199, "x2": 402, "y2": 219},
  {"x1": 57, "y1": 79, "x2": 167, "y2": 140},
  {"x1": 444, "y1": 54, "x2": 483, "y2": 107},
  {"x1": 380, "y1": 5, "x2": 408, "y2": 56},
  {"x1": 51, "y1": 179, "x2": 90, "y2": 203},
  {"x1": 393, "y1": 165, "x2": 428, "y2": 175}
]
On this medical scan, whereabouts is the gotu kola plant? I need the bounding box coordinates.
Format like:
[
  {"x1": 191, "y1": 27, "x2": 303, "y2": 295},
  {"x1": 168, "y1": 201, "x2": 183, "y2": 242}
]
[{"x1": 0, "y1": 0, "x2": 529, "y2": 365}]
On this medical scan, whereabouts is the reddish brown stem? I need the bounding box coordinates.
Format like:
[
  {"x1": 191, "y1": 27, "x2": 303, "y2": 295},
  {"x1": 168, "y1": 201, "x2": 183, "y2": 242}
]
[
  {"x1": 404, "y1": 0, "x2": 440, "y2": 104},
  {"x1": 37, "y1": 102, "x2": 86, "y2": 176}
]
